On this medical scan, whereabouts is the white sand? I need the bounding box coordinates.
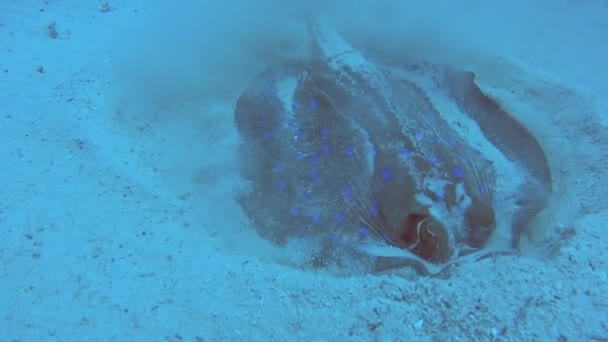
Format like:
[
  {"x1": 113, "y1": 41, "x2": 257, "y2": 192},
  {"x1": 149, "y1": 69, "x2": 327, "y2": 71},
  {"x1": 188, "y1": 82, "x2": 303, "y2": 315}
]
[{"x1": 1, "y1": 1, "x2": 607, "y2": 340}]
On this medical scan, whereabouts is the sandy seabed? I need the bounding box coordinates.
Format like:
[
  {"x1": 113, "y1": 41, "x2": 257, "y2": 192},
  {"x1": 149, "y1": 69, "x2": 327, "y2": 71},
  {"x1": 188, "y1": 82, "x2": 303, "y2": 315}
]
[{"x1": 1, "y1": 1, "x2": 607, "y2": 341}]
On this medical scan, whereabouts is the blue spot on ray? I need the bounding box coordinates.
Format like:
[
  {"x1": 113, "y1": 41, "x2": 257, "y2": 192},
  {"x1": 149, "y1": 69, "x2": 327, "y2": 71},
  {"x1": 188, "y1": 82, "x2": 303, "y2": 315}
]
[
  {"x1": 334, "y1": 212, "x2": 345, "y2": 224},
  {"x1": 289, "y1": 208, "x2": 299, "y2": 217},
  {"x1": 369, "y1": 202, "x2": 379, "y2": 217},
  {"x1": 277, "y1": 181, "x2": 287, "y2": 190},
  {"x1": 310, "y1": 152, "x2": 319, "y2": 165},
  {"x1": 382, "y1": 168, "x2": 393, "y2": 183},
  {"x1": 309, "y1": 98, "x2": 319, "y2": 111},
  {"x1": 321, "y1": 127, "x2": 330, "y2": 140},
  {"x1": 273, "y1": 165, "x2": 282, "y2": 173},
  {"x1": 453, "y1": 167, "x2": 465, "y2": 179},
  {"x1": 344, "y1": 146, "x2": 355, "y2": 157},
  {"x1": 359, "y1": 227, "x2": 371, "y2": 237},
  {"x1": 400, "y1": 147, "x2": 412, "y2": 159}
]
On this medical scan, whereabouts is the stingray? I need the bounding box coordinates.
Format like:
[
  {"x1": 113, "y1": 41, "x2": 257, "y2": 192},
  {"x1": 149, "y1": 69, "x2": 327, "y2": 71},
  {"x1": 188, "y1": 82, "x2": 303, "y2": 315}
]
[{"x1": 234, "y1": 25, "x2": 552, "y2": 276}]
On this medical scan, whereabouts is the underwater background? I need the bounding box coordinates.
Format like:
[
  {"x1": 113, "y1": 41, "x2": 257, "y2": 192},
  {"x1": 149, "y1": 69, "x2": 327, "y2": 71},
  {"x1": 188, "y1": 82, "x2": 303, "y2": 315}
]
[{"x1": 1, "y1": 0, "x2": 607, "y2": 340}]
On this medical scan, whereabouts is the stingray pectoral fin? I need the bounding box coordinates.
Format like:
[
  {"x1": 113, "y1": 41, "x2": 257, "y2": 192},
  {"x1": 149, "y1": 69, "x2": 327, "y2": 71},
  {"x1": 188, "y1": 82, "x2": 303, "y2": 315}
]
[{"x1": 444, "y1": 69, "x2": 553, "y2": 192}]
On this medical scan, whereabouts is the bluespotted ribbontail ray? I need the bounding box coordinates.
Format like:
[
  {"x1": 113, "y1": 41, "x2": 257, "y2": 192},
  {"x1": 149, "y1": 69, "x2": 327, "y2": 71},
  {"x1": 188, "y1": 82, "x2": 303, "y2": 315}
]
[{"x1": 234, "y1": 23, "x2": 552, "y2": 276}]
